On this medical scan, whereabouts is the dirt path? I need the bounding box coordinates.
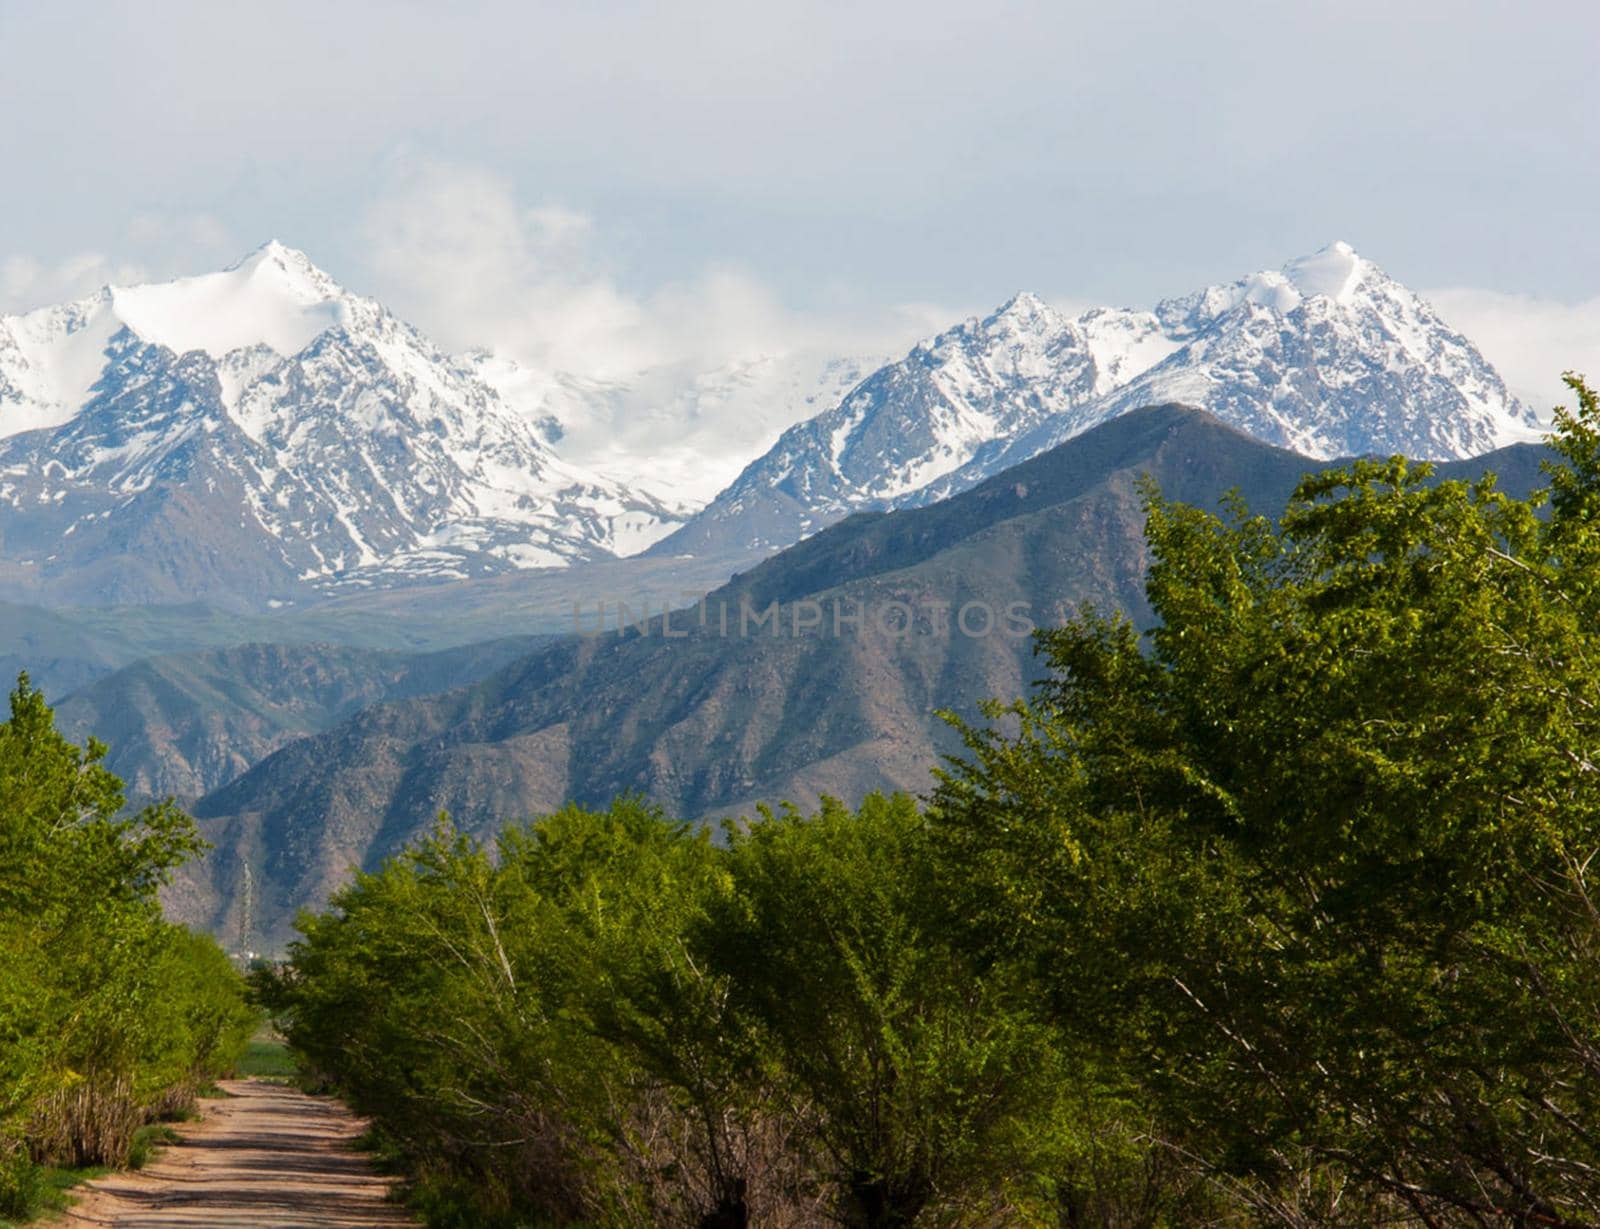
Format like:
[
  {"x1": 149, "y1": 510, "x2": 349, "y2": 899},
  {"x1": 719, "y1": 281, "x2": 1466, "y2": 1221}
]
[{"x1": 61, "y1": 1079, "x2": 416, "y2": 1228}]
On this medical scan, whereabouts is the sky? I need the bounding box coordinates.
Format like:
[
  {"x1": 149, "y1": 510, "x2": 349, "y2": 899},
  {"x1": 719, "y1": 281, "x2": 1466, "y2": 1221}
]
[{"x1": 0, "y1": 0, "x2": 1596, "y2": 411}]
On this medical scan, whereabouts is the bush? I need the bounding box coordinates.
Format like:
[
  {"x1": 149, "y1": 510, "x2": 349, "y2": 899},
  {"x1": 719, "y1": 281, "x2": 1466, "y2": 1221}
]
[
  {"x1": 0, "y1": 1145, "x2": 43, "y2": 1221},
  {"x1": 262, "y1": 797, "x2": 1181, "y2": 1228},
  {"x1": 0, "y1": 676, "x2": 254, "y2": 1197},
  {"x1": 932, "y1": 378, "x2": 1600, "y2": 1223}
]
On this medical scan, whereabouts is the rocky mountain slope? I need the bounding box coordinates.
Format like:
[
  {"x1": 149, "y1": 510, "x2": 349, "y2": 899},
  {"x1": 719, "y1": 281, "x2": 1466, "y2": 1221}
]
[
  {"x1": 655, "y1": 243, "x2": 1539, "y2": 558},
  {"x1": 54, "y1": 636, "x2": 546, "y2": 801},
  {"x1": 0, "y1": 243, "x2": 685, "y2": 606},
  {"x1": 176, "y1": 406, "x2": 1551, "y2": 946}
]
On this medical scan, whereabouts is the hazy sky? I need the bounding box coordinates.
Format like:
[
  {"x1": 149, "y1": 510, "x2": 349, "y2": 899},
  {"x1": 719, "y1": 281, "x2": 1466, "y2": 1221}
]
[{"x1": 1, "y1": 0, "x2": 1595, "y2": 407}]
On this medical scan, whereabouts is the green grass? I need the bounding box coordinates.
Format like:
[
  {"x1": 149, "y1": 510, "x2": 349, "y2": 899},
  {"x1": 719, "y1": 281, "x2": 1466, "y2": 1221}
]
[
  {"x1": 236, "y1": 1037, "x2": 299, "y2": 1079},
  {"x1": 0, "y1": 1126, "x2": 183, "y2": 1225},
  {"x1": 0, "y1": 1113, "x2": 198, "y2": 1224},
  {"x1": 0, "y1": 1162, "x2": 112, "y2": 1227},
  {"x1": 128, "y1": 1125, "x2": 182, "y2": 1171}
]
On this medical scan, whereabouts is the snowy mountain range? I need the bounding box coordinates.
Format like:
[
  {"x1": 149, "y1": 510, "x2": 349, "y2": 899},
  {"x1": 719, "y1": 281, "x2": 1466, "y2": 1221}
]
[
  {"x1": 0, "y1": 243, "x2": 706, "y2": 605},
  {"x1": 0, "y1": 239, "x2": 1543, "y2": 607},
  {"x1": 654, "y1": 242, "x2": 1542, "y2": 558}
]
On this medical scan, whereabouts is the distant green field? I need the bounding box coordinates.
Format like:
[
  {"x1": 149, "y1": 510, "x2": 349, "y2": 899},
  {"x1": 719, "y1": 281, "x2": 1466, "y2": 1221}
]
[{"x1": 236, "y1": 1037, "x2": 299, "y2": 1079}]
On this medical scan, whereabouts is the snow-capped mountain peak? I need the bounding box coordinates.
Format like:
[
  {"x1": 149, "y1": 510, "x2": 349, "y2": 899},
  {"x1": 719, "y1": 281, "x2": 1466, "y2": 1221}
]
[
  {"x1": 0, "y1": 244, "x2": 689, "y2": 606},
  {"x1": 0, "y1": 241, "x2": 356, "y2": 442},
  {"x1": 108, "y1": 240, "x2": 349, "y2": 360},
  {"x1": 1283, "y1": 239, "x2": 1364, "y2": 302},
  {"x1": 1236, "y1": 240, "x2": 1360, "y2": 311},
  {"x1": 0, "y1": 237, "x2": 1550, "y2": 603},
  {"x1": 654, "y1": 241, "x2": 1542, "y2": 559},
  {"x1": 985, "y1": 290, "x2": 1062, "y2": 330},
  {"x1": 1160, "y1": 239, "x2": 1374, "y2": 332}
]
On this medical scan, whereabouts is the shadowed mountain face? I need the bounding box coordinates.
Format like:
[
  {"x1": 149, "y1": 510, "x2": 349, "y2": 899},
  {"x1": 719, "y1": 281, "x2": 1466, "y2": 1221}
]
[
  {"x1": 178, "y1": 406, "x2": 1552, "y2": 948},
  {"x1": 55, "y1": 637, "x2": 548, "y2": 801}
]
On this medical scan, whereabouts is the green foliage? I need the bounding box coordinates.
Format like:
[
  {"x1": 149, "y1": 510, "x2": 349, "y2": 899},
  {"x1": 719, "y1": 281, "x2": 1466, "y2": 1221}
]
[
  {"x1": 266, "y1": 795, "x2": 1139, "y2": 1228},
  {"x1": 126, "y1": 1124, "x2": 182, "y2": 1170},
  {"x1": 704, "y1": 793, "x2": 1067, "y2": 1226},
  {"x1": 0, "y1": 1159, "x2": 113, "y2": 1228},
  {"x1": 259, "y1": 803, "x2": 740, "y2": 1227},
  {"x1": 261, "y1": 378, "x2": 1600, "y2": 1228},
  {"x1": 933, "y1": 376, "x2": 1600, "y2": 1224},
  {"x1": 0, "y1": 675, "x2": 253, "y2": 1214}
]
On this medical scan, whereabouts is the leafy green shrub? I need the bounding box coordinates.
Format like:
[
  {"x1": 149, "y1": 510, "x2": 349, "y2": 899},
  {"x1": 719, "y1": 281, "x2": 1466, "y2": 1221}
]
[
  {"x1": 127, "y1": 1125, "x2": 182, "y2": 1171},
  {"x1": 262, "y1": 797, "x2": 1120, "y2": 1227},
  {"x1": 703, "y1": 794, "x2": 1072, "y2": 1227},
  {"x1": 0, "y1": 1145, "x2": 43, "y2": 1221},
  {"x1": 0, "y1": 676, "x2": 254, "y2": 1199},
  {"x1": 932, "y1": 378, "x2": 1600, "y2": 1224}
]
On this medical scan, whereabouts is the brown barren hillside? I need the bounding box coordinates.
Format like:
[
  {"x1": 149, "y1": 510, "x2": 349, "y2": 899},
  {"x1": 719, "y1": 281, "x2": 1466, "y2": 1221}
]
[{"x1": 180, "y1": 405, "x2": 1551, "y2": 947}]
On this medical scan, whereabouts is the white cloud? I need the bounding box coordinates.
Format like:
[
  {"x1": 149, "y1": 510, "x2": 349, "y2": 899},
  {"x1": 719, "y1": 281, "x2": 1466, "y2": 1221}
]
[
  {"x1": 361, "y1": 162, "x2": 650, "y2": 377},
  {"x1": 1427, "y1": 287, "x2": 1600, "y2": 421},
  {"x1": 0, "y1": 251, "x2": 145, "y2": 314},
  {"x1": 356, "y1": 160, "x2": 945, "y2": 500},
  {"x1": 359, "y1": 159, "x2": 938, "y2": 379}
]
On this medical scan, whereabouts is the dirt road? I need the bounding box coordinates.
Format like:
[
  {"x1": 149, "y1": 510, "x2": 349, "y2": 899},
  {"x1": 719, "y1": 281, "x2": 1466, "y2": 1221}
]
[{"x1": 61, "y1": 1079, "x2": 415, "y2": 1228}]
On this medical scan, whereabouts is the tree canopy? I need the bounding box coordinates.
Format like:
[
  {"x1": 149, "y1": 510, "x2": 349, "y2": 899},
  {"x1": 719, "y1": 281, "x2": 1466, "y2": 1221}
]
[
  {"x1": 262, "y1": 377, "x2": 1600, "y2": 1228},
  {"x1": 933, "y1": 375, "x2": 1600, "y2": 1225},
  {"x1": 0, "y1": 676, "x2": 251, "y2": 1219}
]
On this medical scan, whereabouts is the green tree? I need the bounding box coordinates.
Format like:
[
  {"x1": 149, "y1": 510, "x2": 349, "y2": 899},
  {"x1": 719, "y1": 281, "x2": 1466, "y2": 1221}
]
[
  {"x1": 0, "y1": 674, "x2": 250, "y2": 1214},
  {"x1": 932, "y1": 376, "x2": 1600, "y2": 1225},
  {"x1": 260, "y1": 802, "x2": 809, "y2": 1228},
  {"x1": 0, "y1": 673, "x2": 201, "y2": 913},
  {"x1": 704, "y1": 793, "x2": 1067, "y2": 1228},
  {"x1": 498, "y1": 799, "x2": 790, "y2": 1226}
]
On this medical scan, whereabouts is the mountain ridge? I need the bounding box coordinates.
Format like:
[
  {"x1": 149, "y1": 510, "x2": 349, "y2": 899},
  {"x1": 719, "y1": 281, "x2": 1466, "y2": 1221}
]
[
  {"x1": 653, "y1": 242, "x2": 1538, "y2": 560},
  {"x1": 177, "y1": 405, "x2": 1553, "y2": 946},
  {"x1": 0, "y1": 243, "x2": 685, "y2": 606},
  {"x1": 55, "y1": 636, "x2": 549, "y2": 800},
  {"x1": 0, "y1": 239, "x2": 1545, "y2": 612}
]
